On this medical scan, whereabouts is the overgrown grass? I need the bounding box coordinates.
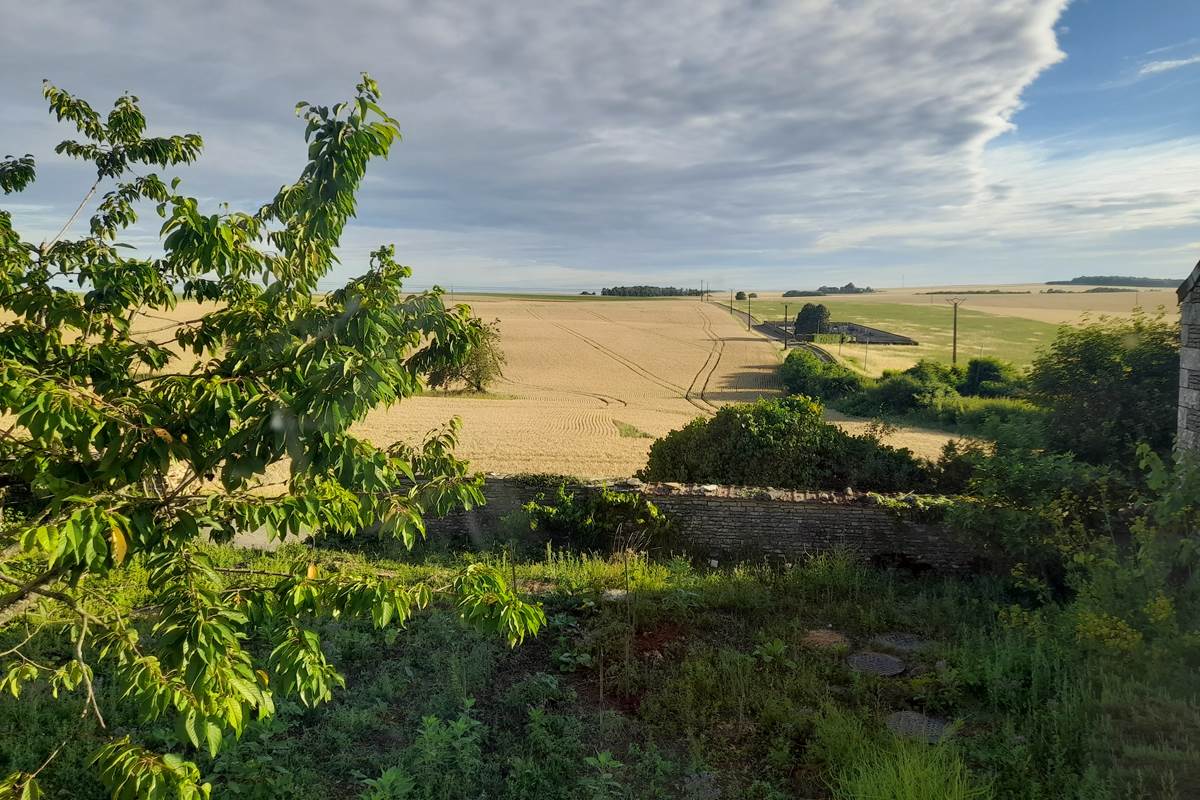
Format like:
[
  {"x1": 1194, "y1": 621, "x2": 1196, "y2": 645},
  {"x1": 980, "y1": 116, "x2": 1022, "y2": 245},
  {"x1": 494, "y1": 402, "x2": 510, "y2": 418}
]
[
  {"x1": 1, "y1": 543, "x2": 1195, "y2": 799},
  {"x1": 613, "y1": 420, "x2": 653, "y2": 438}
]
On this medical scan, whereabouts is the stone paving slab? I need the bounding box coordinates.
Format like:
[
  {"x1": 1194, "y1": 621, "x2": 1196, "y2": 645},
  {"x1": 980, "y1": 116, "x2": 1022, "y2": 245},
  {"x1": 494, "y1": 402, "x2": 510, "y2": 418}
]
[
  {"x1": 886, "y1": 710, "x2": 948, "y2": 743},
  {"x1": 846, "y1": 651, "x2": 906, "y2": 676}
]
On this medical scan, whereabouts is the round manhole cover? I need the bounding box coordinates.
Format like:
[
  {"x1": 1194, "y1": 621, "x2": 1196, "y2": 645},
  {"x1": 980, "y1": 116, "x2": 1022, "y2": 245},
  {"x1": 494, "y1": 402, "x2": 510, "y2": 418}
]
[
  {"x1": 846, "y1": 651, "x2": 905, "y2": 676},
  {"x1": 872, "y1": 632, "x2": 934, "y2": 653},
  {"x1": 802, "y1": 629, "x2": 850, "y2": 650},
  {"x1": 886, "y1": 710, "x2": 947, "y2": 743}
]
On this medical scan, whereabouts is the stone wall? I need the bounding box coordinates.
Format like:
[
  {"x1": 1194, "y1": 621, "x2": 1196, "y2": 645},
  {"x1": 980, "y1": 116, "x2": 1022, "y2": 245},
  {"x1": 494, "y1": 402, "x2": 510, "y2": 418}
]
[
  {"x1": 426, "y1": 476, "x2": 982, "y2": 573},
  {"x1": 1181, "y1": 287, "x2": 1200, "y2": 452}
]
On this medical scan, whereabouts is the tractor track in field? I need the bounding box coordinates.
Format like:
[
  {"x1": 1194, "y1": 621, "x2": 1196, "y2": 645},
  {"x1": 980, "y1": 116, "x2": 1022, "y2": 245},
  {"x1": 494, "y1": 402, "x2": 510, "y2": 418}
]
[
  {"x1": 584, "y1": 309, "x2": 710, "y2": 352},
  {"x1": 684, "y1": 307, "x2": 724, "y2": 414},
  {"x1": 500, "y1": 377, "x2": 628, "y2": 408},
  {"x1": 527, "y1": 308, "x2": 719, "y2": 415}
]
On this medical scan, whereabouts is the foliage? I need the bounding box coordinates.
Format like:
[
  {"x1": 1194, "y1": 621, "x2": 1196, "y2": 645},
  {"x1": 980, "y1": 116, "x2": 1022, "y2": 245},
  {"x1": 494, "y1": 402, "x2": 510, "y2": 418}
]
[
  {"x1": 522, "y1": 484, "x2": 673, "y2": 553},
  {"x1": 793, "y1": 302, "x2": 830, "y2": 335},
  {"x1": 778, "y1": 349, "x2": 864, "y2": 400},
  {"x1": 835, "y1": 739, "x2": 992, "y2": 799},
  {"x1": 734, "y1": 291, "x2": 747, "y2": 301},
  {"x1": 0, "y1": 79, "x2": 544, "y2": 796},
  {"x1": 780, "y1": 349, "x2": 1041, "y2": 440},
  {"x1": 944, "y1": 433, "x2": 1121, "y2": 589},
  {"x1": 866, "y1": 492, "x2": 961, "y2": 524},
  {"x1": 1029, "y1": 311, "x2": 1178, "y2": 464},
  {"x1": 638, "y1": 397, "x2": 930, "y2": 491},
  {"x1": 426, "y1": 318, "x2": 506, "y2": 392}
]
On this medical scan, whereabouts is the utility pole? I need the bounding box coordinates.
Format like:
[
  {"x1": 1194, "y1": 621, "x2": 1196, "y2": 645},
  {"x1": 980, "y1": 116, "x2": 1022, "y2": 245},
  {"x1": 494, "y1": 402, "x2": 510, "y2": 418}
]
[
  {"x1": 746, "y1": 293, "x2": 751, "y2": 330},
  {"x1": 729, "y1": 289, "x2": 733, "y2": 315},
  {"x1": 783, "y1": 303, "x2": 789, "y2": 348},
  {"x1": 945, "y1": 297, "x2": 967, "y2": 365}
]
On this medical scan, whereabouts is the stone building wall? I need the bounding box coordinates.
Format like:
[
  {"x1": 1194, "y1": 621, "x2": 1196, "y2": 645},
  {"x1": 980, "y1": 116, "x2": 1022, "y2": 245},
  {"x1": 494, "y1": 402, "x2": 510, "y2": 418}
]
[
  {"x1": 1181, "y1": 285, "x2": 1200, "y2": 452},
  {"x1": 425, "y1": 476, "x2": 982, "y2": 573}
]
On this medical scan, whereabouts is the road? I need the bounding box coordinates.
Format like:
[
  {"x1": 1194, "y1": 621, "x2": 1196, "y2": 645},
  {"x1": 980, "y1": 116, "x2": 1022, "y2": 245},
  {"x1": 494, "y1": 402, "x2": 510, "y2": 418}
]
[{"x1": 709, "y1": 301, "x2": 836, "y2": 362}]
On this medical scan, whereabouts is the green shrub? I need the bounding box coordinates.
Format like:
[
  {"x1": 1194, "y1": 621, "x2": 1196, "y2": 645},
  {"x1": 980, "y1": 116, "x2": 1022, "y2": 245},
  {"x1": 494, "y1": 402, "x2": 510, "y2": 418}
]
[
  {"x1": 779, "y1": 348, "x2": 865, "y2": 400},
  {"x1": 523, "y1": 484, "x2": 673, "y2": 552},
  {"x1": 915, "y1": 395, "x2": 1047, "y2": 438},
  {"x1": 843, "y1": 373, "x2": 957, "y2": 416},
  {"x1": 961, "y1": 357, "x2": 1024, "y2": 397},
  {"x1": 903, "y1": 359, "x2": 966, "y2": 389},
  {"x1": 639, "y1": 397, "x2": 930, "y2": 491},
  {"x1": 360, "y1": 704, "x2": 488, "y2": 800}
]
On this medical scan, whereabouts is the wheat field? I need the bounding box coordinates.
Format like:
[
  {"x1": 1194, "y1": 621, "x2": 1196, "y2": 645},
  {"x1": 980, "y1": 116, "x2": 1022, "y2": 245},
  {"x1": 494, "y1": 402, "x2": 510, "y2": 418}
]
[
  {"x1": 119, "y1": 295, "x2": 962, "y2": 478},
  {"x1": 353, "y1": 296, "x2": 960, "y2": 476}
]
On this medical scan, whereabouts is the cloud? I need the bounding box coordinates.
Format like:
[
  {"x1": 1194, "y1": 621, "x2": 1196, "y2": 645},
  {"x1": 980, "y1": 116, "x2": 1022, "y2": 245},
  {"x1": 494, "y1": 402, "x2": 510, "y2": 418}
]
[
  {"x1": 1138, "y1": 55, "x2": 1200, "y2": 77},
  {"x1": 5, "y1": 0, "x2": 1192, "y2": 289}
]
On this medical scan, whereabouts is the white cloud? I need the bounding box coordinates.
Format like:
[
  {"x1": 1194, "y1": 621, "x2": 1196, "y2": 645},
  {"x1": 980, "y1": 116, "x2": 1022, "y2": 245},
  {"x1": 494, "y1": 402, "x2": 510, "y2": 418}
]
[
  {"x1": 1138, "y1": 55, "x2": 1200, "y2": 77},
  {"x1": 5, "y1": 0, "x2": 1193, "y2": 289}
]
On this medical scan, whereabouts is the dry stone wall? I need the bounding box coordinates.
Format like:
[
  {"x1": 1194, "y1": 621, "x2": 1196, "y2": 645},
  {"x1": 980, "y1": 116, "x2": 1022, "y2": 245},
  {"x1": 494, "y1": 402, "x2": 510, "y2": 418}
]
[{"x1": 426, "y1": 475, "x2": 982, "y2": 573}]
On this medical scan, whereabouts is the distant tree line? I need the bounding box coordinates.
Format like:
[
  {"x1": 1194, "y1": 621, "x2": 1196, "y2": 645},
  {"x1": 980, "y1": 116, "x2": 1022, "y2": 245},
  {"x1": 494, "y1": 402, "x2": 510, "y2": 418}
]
[
  {"x1": 1046, "y1": 276, "x2": 1181, "y2": 288},
  {"x1": 783, "y1": 282, "x2": 874, "y2": 297},
  {"x1": 600, "y1": 285, "x2": 703, "y2": 296}
]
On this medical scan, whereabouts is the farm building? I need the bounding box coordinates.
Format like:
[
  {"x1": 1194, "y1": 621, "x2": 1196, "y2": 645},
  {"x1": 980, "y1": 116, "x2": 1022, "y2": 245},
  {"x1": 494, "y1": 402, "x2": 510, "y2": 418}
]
[{"x1": 1180, "y1": 260, "x2": 1200, "y2": 452}]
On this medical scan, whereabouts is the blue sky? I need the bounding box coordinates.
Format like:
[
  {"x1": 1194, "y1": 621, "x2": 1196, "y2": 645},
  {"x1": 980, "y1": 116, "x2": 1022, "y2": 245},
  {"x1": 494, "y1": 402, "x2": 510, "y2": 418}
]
[{"x1": 2, "y1": 0, "x2": 1199, "y2": 291}]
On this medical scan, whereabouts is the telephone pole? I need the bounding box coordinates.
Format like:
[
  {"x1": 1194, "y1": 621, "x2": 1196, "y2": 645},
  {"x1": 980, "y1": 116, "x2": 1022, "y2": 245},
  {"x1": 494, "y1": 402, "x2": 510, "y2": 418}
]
[
  {"x1": 783, "y1": 303, "x2": 789, "y2": 347},
  {"x1": 746, "y1": 293, "x2": 751, "y2": 330},
  {"x1": 945, "y1": 297, "x2": 967, "y2": 365}
]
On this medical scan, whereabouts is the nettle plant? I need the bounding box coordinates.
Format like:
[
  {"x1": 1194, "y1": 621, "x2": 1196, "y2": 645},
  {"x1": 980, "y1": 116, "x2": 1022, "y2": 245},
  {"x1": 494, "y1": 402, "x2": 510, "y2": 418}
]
[{"x1": 0, "y1": 77, "x2": 543, "y2": 798}]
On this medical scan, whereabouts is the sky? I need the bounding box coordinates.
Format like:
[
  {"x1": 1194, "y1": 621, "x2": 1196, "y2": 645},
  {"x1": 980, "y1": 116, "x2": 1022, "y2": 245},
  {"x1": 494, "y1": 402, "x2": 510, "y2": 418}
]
[{"x1": 2, "y1": 0, "x2": 1199, "y2": 291}]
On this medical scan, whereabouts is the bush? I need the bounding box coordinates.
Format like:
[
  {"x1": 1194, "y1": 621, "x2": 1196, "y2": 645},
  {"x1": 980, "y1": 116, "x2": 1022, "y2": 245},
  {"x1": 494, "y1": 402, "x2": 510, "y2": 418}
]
[
  {"x1": 960, "y1": 357, "x2": 1023, "y2": 397},
  {"x1": 735, "y1": 291, "x2": 747, "y2": 301},
  {"x1": 522, "y1": 484, "x2": 673, "y2": 552},
  {"x1": 638, "y1": 397, "x2": 930, "y2": 491},
  {"x1": 779, "y1": 349, "x2": 865, "y2": 400},
  {"x1": 1029, "y1": 311, "x2": 1177, "y2": 464},
  {"x1": 902, "y1": 359, "x2": 965, "y2": 389},
  {"x1": 915, "y1": 395, "x2": 1047, "y2": 439},
  {"x1": 843, "y1": 373, "x2": 957, "y2": 417}
]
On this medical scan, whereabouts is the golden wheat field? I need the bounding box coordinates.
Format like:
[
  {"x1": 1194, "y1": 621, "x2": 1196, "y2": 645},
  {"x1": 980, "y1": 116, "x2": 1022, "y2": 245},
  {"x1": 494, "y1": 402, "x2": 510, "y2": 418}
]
[
  {"x1": 355, "y1": 295, "x2": 963, "y2": 477},
  {"x1": 124, "y1": 295, "x2": 959, "y2": 478},
  {"x1": 113, "y1": 283, "x2": 1184, "y2": 478}
]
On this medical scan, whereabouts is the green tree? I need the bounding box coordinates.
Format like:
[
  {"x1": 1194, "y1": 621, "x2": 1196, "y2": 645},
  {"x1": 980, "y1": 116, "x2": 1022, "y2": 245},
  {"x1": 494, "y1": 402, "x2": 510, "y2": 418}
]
[
  {"x1": 0, "y1": 78, "x2": 542, "y2": 798},
  {"x1": 734, "y1": 291, "x2": 747, "y2": 301},
  {"x1": 427, "y1": 318, "x2": 506, "y2": 392},
  {"x1": 794, "y1": 303, "x2": 830, "y2": 335},
  {"x1": 1029, "y1": 312, "x2": 1178, "y2": 464}
]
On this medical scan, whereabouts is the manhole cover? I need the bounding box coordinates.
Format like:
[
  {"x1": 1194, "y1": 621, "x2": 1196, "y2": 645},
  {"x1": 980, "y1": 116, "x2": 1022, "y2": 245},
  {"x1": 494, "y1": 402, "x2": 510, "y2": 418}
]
[
  {"x1": 872, "y1": 632, "x2": 934, "y2": 653},
  {"x1": 802, "y1": 629, "x2": 850, "y2": 650},
  {"x1": 886, "y1": 710, "x2": 947, "y2": 743},
  {"x1": 846, "y1": 651, "x2": 905, "y2": 676}
]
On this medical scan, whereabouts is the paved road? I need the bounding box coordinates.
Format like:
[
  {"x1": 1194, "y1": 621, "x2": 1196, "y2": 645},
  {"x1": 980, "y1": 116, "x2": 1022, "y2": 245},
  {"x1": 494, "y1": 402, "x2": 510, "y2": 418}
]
[{"x1": 710, "y1": 302, "x2": 835, "y2": 362}]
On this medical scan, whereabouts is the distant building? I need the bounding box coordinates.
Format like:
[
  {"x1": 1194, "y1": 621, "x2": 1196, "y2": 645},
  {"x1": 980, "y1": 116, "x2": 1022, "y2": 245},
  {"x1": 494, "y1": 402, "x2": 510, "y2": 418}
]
[{"x1": 1180, "y1": 260, "x2": 1200, "y2": 452}]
